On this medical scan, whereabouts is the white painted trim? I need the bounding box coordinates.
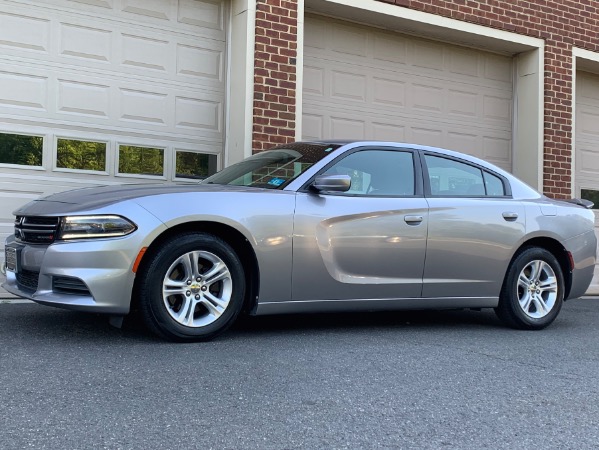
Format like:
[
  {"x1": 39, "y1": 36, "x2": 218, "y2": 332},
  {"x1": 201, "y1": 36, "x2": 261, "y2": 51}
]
[
  {"x1": 244, "y1": 1, "x2": 257, "y2": 160},
  {"x1": 295, "y1": 0, "x2": 305, "y2": 141},
  {"x1": 571, "y1": 47, "x2": 599, "y2": 198},
  {"x1": 310, "y1": 0, "x2": 543, "y2": 48},
  {"x1": 512, "y1": 48, "x2": 545, "y2": 191},
  {"x1": 573, "y1": 47, "x2": 599, "y2": 64},
  {"x1": 226, "y1": 0, "x2": 256, "y2": 164},
  {"x1": 572, "y1": 50, "x2": 578, "y2": 199}
]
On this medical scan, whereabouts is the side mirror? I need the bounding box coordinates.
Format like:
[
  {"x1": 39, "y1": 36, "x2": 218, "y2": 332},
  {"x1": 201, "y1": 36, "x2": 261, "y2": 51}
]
[{"x1": 311, "y1": 174, "x2": 351, "y2": 193}]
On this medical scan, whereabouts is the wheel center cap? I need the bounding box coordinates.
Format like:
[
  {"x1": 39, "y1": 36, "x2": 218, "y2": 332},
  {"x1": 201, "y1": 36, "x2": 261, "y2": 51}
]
[{"x1": 190, "y1": 284, "x2": 201, "y2": 294}]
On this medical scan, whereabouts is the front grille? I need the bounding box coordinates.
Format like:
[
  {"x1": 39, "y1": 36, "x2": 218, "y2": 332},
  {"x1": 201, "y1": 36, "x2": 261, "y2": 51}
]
[
  {"x1": 16, "y1": 269, "x2": 40, "y2": 291},
  {"x1": 53, "y1": 276, "x2": 91, "y2": 296},
  {"x1": 15, "y1": 216, "x2": 61, "y2": 244}
]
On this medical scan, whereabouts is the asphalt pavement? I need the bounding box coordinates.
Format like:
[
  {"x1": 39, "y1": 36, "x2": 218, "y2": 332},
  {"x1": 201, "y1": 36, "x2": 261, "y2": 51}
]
[{"x1": 2, "y1": 298, "x2": 599, "y2": 449}]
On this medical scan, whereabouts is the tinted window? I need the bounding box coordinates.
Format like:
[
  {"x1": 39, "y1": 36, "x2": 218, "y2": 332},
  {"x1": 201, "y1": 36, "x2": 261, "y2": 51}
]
[
  {"x1": 483, "y1": 171, "x2": 506, "y2": 196},
  {"x1": 176, "y1": 151, "x2": 218, "y2": 179},
  {"x1": 323, "y1": 150, "x2": 414, "y2": 196},
  {"x1": 119, "y1": 145, "x2": 164, "y2": 176},
  {"x1": 0, "y1": 133, "x2": 43, "y2": 167},
  {"x1": 57, "y1": 139, "x2": 107, "y2": 172},
  {"x1": 581, "y1": 189, "x2": 599, "y2": 209},
  {"x1": 425, "y1": 155, "x2": 484, "y2": 196}
]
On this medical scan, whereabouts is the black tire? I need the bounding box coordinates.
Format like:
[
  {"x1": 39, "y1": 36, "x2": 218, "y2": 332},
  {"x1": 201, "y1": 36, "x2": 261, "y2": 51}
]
[
  {"x1": 136, "y1": 232, "x2": 245, "y2": 342},
  {"x1": 495, "y1": 247, "x2": 564, "y2": 330}
]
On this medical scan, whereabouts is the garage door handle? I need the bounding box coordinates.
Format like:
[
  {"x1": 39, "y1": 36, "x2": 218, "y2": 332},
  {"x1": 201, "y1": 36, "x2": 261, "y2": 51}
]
[
  {"x1": 502, "y1": 212, "x2": 518, "y2": 221},
  {"x1": 404, "y1": 215, "x2": 423, "y2": 225}
]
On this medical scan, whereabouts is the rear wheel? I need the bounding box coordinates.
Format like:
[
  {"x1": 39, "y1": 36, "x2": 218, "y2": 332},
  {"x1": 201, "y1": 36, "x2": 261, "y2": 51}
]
[
  {"x1": 137, "y1": 232, "x2": 245, "y2": 342},
  {"x1": 495, "y1": 247, "x2": 564, "y2": 330}
]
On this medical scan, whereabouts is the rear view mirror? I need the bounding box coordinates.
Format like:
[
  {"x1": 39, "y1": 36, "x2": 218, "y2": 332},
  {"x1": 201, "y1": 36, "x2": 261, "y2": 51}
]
[{"x1": 311, "y1": 174, "x2": 351, "y2": 193}]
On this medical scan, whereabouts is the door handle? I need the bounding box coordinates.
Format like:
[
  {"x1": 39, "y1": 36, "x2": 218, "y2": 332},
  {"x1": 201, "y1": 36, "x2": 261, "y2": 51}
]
[
  {"x1": 404, "y1": 215, "x2": 423, "y2": 225},
  {"x1": 502, "y1": 212, "x2": 518, "y2": 221}
]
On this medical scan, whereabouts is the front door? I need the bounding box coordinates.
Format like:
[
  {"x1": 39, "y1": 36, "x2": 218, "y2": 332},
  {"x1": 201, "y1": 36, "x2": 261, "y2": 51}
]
[{"x1": 292, "y1": 148, "x2": 428, "y2": 301}]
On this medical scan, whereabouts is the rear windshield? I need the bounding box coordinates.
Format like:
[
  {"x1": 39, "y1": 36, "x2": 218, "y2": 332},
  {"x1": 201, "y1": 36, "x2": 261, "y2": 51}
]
[{"x1": 202, "y1": 143, "x2": 341, "y2": 189}]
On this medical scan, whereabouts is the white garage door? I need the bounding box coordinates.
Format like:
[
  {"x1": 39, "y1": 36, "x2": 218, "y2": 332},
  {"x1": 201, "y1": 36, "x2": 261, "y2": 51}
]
[
  {"x1": 302, "y1": 15, "x2": 513, "y2": 171},
  {"x1": 575, "y1": 71, "x2": 599, "y2": 294},
  {"x1": 0, "y1": 0, "x2": 227, "y2": 296}
]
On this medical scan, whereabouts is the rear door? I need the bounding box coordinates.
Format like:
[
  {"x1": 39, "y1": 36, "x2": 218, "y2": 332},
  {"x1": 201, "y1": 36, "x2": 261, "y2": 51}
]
[
  {"x1": 421, "y1": 153, "x2": 526, "y2": 298},
  {"x1": 292, "y1": 147, "x2": 428, "y2": 301}
]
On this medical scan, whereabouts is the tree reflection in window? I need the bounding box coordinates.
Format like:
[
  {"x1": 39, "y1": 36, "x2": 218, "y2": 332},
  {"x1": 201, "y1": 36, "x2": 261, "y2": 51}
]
[
  {"x1": 57, "y1": 139, "x2": 106, "y2": 171},
  {"x1": 119, "y1": 145, "x2": 164, "y2": 176},
  {"x1": 0, "y1": 132, "x2": 43, "y2": 166},
  {"x1": 176, "y1": 151, "x2": 217, "y2": 179},
  {"x1": 581, "y1": 189, "x2": 599, "y2": 210}
]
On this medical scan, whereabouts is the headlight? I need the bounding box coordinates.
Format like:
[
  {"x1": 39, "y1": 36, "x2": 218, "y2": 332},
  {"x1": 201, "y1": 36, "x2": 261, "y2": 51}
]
[{"x1": 58, "y1": 215, "x2": 137, "y2": 240}]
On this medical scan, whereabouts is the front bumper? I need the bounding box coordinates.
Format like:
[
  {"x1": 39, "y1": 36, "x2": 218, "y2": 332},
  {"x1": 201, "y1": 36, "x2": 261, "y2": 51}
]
[
  {"x1": 3, "y1": 238, "x2": 137, "y2": 314},
  {"x1": 1, "y1": 205, "x2": 167, "y2": 314}
]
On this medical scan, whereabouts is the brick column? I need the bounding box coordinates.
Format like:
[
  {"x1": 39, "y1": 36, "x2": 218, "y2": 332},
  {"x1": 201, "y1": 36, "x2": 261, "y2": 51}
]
[{"x1": 252, "y1": 0, "x2": 299, "y2": 152}]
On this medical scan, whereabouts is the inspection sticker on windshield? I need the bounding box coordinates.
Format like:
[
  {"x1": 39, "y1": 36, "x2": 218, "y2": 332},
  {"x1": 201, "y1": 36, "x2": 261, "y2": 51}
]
[{"x1": 268, "y1": 178, "x2": 285, "y2": 186}]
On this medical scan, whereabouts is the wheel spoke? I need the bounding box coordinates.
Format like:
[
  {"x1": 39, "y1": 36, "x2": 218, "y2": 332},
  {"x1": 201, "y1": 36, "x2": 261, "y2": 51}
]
[
  {"x1": 200, "y1": 295, "x2": 224, "y2": 318},
  {"x1": 205, "y1": 291, "x2": 228, "y2": 309},
  {"x1": 203, "y1": 262, "x2": 230, "y2": 286},
  {"x1": 174, "y1": 296, "x2": 196, "y2": 326},
  {"x1": 180, "y1": 254, "x2": 193, "y2": 280},
  {"x1": 532, "y1": 294, "x2": 549, "y2": 316},
  {"x1": 518, "y1": 272, "x2": 531, "y2": 289},
  {"x1": 519, "y1": 291, "x2": 532, "y2": 312},
  {"x1": 191, "y1": 252, "x2": 203, "y2": 278},
  {"x1": 539, "y1": 276, "x2": 557, "y2": 293},
  {"x1": 163, "y1": 279, "x2": 187, "y2": 296},
  {"x1": 529, "y1": 260, "x2": 542, "y2": 281}
]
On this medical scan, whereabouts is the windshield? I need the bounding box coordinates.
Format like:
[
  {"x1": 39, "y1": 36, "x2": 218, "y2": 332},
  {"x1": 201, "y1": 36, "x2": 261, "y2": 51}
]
[{"x1": 203, "y1": 143, "x2": 342, "y2": 189}]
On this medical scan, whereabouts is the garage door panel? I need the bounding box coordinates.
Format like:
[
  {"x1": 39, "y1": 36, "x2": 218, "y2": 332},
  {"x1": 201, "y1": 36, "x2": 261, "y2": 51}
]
[
  {"x1": 303, "y1": 15, "x2": 513, "y2": 167},
  {"x1": 0, "y1": 61, "x2": 224, "y2": 141},
  {"x1": 331, "y1": 71, "x2": 367, "y2": 102},
  {"x1": 412, "y1": 40, "x2": 444, "y2": 71},
  {"x1": 0, "y1": 0, "x2": 227, "y2": 297},
  {"x1": 1, "y1": 2, "x2": 226, "y2": 92},
  {"x1": 0, "y1": 10, "x2": 51, "y2": 53},
  {"x1": 0, "y1": 70, "x2": 48, "y2": 111},
  {"x1": 373, "y1": 78, "x2": 406, "y2": 108},
  {"x1": 373, "y1": 33, "x2": 408, "y2": 65},
  {"x1": 58, "y1": 79, "x2": 110, "y2": 118},
  {"x1": 303, "y1": 56, "x2": 513, "y2": 129},
  {"x1": 577, "y1": 147, "x2": 599, "y2": 177},
  {"x1": 303, "y1": 102, "x2": 512, "y2": 170},
  {"x1": 372, "y1": 122, "x2": 406, "y2": 142},
  {"x1": 575, "y1": 71, "x2": 599, "y2": 294},
  {"x1": 577, "y1": 107, "x2": 599, "y2": 137},
  {"x1": 121, "y1": 0, "x2": 172, "y2": 20},
  {"x1": 304, "y1": 99, "x2": 510, "y2": 138}
]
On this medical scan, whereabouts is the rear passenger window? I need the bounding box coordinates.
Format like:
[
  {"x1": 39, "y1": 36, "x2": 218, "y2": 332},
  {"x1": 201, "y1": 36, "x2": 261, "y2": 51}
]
[
  {"x1": 483, "y1": 171, "x2": 505, "y2": 196},
  {"x1": 425, "y1": 154, "x2": 506, "y2": 197},
  {"x1": 425, "y1": 155, "x2": 484, "y2": 196}
]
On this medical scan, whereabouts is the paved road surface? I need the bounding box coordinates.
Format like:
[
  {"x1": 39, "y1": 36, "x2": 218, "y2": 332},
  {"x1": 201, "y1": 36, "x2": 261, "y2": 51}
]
[{"x1": 2, "y1": 298, "x2": 599, "y2": 449}]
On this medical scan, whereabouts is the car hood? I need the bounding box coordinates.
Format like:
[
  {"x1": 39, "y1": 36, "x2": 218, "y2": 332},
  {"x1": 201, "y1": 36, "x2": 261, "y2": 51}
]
[{"x1": 14, "y1": 183, "x2": 268, "y2": 215}]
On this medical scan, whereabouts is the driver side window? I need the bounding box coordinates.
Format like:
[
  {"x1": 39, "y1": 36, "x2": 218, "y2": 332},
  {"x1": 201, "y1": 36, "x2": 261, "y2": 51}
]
[{"x1": 323, "y1": 149, "x2": 415, "y2": 196}]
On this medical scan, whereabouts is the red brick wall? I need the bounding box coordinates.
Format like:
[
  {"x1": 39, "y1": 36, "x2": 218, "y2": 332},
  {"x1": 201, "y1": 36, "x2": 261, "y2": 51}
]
[
  {"x1": 253, "y1": 0, "x2": 599, "y2": 197},
  {"x1": 252, "y1": 0, "x2": 298, "y2": 152}
]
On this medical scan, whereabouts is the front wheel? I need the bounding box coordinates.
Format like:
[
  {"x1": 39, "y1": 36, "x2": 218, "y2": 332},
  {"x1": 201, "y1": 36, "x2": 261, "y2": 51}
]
[
  {"x1": 136, "y1": 232, "x2": 246, "y2": 342},
  {"x1": 495, "y1": 247, "x2": 564, "y2": 330}
]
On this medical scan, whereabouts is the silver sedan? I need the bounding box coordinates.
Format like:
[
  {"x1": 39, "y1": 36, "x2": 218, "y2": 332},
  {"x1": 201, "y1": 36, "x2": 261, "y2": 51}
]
[{"x1": 2, "y1": 141, "x2": 597, "y2": 341}]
